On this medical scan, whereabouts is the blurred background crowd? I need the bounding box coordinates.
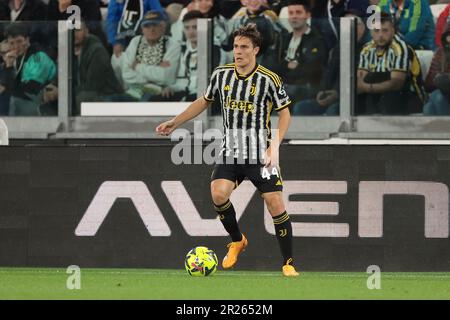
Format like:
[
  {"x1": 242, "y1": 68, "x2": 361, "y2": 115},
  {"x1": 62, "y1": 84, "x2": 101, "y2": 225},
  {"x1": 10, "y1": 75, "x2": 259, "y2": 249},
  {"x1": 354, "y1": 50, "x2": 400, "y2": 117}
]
[{"x1": 0, "y1": 0, "x2": 449, "y2": 117}]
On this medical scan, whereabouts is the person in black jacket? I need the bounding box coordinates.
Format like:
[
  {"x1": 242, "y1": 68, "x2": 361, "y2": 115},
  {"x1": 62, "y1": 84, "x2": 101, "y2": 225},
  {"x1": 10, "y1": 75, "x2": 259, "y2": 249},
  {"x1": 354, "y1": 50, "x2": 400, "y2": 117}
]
[
  {"x1": 46, "y1": 0, "x2": 102, "y2": 21},
  {"x1": 0, "y1": 0, "x2": 47, "y2": 21},
  {"x1": 73, "y1": 20, "x2": 123, "y2": 114},
  {"x1": 275, "y1": 0, "x2": 327, "y2": 104},
  {"x1": 46, "y1": 0, "x2": 108, "y2": 49},
  {"x1": 0, "y1": 0, "x2": 56, "y2": 60},
  {"x1": 292, "y1": 9, "x2": 369, "y2": 115}
]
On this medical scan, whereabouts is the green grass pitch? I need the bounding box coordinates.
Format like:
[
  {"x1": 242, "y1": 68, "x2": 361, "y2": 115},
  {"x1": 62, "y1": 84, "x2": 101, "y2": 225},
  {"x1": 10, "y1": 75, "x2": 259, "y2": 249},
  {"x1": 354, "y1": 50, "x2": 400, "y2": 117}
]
[{"x1": 0, "y1": 268, "x2": 449, "y2": 300}]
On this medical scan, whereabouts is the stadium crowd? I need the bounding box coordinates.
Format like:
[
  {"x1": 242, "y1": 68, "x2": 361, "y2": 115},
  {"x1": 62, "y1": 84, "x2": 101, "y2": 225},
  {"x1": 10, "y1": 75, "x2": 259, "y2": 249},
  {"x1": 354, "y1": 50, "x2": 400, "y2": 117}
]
[{"x1": 0, "y1": 0, "x2": 449, "y2": 116}]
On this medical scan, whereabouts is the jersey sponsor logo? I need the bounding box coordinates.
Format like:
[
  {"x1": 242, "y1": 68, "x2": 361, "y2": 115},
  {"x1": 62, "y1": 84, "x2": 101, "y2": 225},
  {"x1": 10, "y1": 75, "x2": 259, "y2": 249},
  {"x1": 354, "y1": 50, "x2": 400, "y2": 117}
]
[
  {"x1": 224, "y1": 85, "x2": 231, "y2": 91},
  {"x1": 225, "y1": 96, "x2": 256, "y2": 114}
]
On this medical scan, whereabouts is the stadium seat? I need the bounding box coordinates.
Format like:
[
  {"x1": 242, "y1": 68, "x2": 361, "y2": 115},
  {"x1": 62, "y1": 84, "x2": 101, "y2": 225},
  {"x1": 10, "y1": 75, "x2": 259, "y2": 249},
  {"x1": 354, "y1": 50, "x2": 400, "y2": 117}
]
[
  {"x1": 415, "y1": 50, "x2": 434, "y2": 82},
  {"x1": 0, "y1": 118, "x2": 8, "y2": 146},
  {"x1": 431, "y1": 4, "x2": 448, "y2": 24}
]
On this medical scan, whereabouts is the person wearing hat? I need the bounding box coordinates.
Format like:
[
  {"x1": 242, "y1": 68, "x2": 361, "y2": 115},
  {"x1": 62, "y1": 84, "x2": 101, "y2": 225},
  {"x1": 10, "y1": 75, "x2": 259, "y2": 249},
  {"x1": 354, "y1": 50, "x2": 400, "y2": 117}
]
[
  {"x1": 120, "y1": 10, "x2": 181, "y2": 100},
  {"x1": 107, "y1": 0, "x2": 164, "y2": 58},
  {"x1": 108, "y1": 0, "x2": 164, "y2": 86}
]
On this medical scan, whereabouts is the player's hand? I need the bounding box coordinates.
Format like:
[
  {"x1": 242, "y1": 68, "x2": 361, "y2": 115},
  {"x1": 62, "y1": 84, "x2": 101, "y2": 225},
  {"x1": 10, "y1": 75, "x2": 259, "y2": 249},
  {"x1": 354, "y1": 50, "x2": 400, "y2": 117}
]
[
  {"x1": 264, "y1": 145, "x2": 279, "y2": 168},
  {"x1": 156, "y1": 119, "x2": 177, "y2": 136}
]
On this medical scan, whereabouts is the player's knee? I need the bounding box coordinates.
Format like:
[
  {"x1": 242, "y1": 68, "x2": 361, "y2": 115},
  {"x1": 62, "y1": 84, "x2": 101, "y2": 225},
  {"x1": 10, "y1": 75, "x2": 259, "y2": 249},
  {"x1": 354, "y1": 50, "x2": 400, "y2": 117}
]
[{"x1": 211, "y1": 187, "x2": 229, "y2": 206}]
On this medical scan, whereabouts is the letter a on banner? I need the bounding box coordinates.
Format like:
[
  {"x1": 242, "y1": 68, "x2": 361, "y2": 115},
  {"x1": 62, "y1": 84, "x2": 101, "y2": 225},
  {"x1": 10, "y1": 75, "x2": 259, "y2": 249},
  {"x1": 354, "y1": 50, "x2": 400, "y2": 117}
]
[{"x1": 75, "y1": 181, "x2": 171, "y2": 236}]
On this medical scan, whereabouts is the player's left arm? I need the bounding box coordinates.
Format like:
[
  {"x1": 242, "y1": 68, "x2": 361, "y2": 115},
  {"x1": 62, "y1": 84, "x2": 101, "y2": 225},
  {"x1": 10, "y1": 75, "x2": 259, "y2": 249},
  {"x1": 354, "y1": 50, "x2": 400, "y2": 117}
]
[
  {"x1": 276, "y1": 107, "x2": 291, "y2": 144},
  {"x1": 265, "y1": 105, "x2": 291, "y2": 168}
]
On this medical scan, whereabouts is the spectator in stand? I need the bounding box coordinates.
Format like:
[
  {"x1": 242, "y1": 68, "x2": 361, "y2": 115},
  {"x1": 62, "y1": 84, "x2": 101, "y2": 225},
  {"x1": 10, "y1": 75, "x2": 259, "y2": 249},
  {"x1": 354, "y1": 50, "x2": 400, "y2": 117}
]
[
  {"x1": 227, "y1": 0, "x2": 285, "y2": 61},
  {"x1": 357, "y1": 13, "x2": 426, "y2": 115},
  {"x1": 47, "y1": 0, "x2": 102, "y2": 21},
  {"x1": 275, "y1": 0, "x2": 327, "y2": 104},
  {"x1": 72, "y1": 21, "x2": 123, "y2": 114},
  {"x1": 0, "y1": 0, "x2": 46, "y2": 21},
  {"x1": 46, "y1": 0, "x2": 108, "y2": 49},
  {"x1": 151, "y1": 10, "x2": 220, "y2": 102},
  {"x1": 293, "y1": 9, "x2": 369, "y2": 115},
  {"x1": 435, "y1": 3, "x2": 450, "y2": 48},
  {"x1": 2, "y1": 23, "x2": 56, "y2": 116},
  {"x1": 108, "y1": 0, "x2": 164, "y2": 88},
  {"x1": 423, "y1": 30, "x2": 450, "y2": 115},
  {"x1": 0, "y1": 0, "x2": 57, "y2": 59},
  {"x1": 310, "y1": 0, "x2": 370, "y2": 50},
  {"x1": 378, "y1": 0, "x2": 436, "y2": 50},
  {"x1": 120, "y1": 10, "x2": 180, "y2": 100},
  {"x1": 170, "y1": 0, "x2": 228, "y2": 48},
  {"x1": 107, "y1": 0, "x2": 164, "y2": 60},
  {"x1": 0, "y1": 40, "x2": 11, "y2": 115},
  {"x1": 219, "y1": 0, "x2": 245, "y2": 19}
]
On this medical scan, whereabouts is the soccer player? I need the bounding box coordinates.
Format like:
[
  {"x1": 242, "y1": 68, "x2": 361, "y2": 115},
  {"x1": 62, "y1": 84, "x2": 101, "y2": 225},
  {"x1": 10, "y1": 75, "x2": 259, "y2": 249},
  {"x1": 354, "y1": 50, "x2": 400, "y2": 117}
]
[{"x1": 156, "y1": 24, "x2": 299, "y2": 277}]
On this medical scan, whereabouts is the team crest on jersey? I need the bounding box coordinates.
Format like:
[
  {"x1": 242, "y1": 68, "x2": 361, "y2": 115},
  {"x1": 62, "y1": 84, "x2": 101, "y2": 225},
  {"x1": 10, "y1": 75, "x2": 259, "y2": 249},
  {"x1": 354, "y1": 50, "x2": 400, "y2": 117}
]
[{"x1": 250, "y1": 84, "x2": 256, "y2": 96}]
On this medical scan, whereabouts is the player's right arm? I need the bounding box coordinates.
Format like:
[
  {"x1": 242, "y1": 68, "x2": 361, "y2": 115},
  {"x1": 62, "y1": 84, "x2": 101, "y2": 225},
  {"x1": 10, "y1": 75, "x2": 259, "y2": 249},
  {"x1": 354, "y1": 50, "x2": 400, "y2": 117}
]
[
  {"x1": 155, "y1": 97, "x2": 210, "y2": 136},
  {"x1": 156, "y1": 68, "x2": 220, "y2": 136}
]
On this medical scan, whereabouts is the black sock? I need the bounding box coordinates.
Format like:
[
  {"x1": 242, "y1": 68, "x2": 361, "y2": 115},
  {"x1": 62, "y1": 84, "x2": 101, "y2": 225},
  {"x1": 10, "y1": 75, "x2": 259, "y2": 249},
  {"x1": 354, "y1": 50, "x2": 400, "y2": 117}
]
[
  {"x1": 272, "y1": 211, "x2": 294, "y2": 266},
  {"x1": 214, "y1": 200, "x2": 242, "y2": 242}
]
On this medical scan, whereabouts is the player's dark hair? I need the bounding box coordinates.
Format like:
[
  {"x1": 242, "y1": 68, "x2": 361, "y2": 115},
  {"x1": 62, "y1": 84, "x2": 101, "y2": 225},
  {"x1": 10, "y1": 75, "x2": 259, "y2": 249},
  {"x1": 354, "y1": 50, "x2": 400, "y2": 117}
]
[
  {"x1": 4, "y1": 23, "x2": 29, "y2": 39},
  {"x1": 287, "y1": 0, "x2": 311, "y2": 12},
  {"x1": 233, "y1": 23, "x2": 262, "y2": 48},
  {"x1": 182, "y1": 10, "x2": 204, "y2": 23}
]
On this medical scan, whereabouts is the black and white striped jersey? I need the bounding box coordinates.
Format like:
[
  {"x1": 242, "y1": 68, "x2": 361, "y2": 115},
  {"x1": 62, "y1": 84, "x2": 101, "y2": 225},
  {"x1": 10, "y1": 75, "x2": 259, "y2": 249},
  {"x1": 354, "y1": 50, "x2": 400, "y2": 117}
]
[
  {"x1": 359, "y1": 35, "x2": 409, "y2": 74},
  {"x1": 204, "y1": 63, "x2": 291, "y2": 162}
]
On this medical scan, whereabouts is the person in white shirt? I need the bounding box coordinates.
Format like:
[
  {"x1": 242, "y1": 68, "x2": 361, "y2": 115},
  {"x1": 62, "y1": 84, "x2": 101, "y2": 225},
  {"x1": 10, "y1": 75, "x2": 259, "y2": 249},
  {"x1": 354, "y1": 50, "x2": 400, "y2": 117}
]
[
  {"x1": 120, "y1": 10, "x2": 181, "y2": 100},
  {"x1": 152, "y1": 10, "x2": 203, "y2": 102}
]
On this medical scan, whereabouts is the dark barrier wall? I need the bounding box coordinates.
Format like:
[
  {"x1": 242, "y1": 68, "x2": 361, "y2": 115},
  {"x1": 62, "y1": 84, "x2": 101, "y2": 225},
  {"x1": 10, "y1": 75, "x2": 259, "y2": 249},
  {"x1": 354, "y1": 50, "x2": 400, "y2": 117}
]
[{"x1": 0, "y1": 144, "x2": 449, "y2": 271}]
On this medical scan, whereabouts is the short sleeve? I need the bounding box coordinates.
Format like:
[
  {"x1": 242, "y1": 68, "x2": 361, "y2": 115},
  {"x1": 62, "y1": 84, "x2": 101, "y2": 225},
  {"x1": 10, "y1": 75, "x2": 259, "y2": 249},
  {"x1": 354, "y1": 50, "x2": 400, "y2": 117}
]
[
  {"x1": 271, "y1": 77, "x2": 291, "y2": 112},
  {"x1": 204, "y1": 69, "x2": 219, "y2": 102},
  {"x1": 358, "y1": 47, "x2": 370, "y2": 71},
  {"x1": 392, "y1": 41, "x2": 409, "y2": 73}
]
